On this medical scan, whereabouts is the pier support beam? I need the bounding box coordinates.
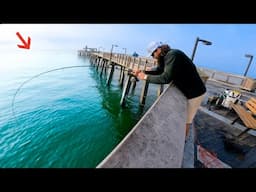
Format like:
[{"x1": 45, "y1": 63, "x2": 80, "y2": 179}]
[
  {"x1": 120, "y1": 75, "x2": 132, "y2": 107},
  {"x1": 131, "y1": 77, "x2": 137, "y2": 92},
  {"x1": 107, "y1": 63, "x2": 115, "y2": 86},
  {"x1": 96, "y1": 58, "x2": 101, "y2": 71},
  {"x1": 119, "y1": 68, "x2": 126, "y2": 88},
  {"x1": 100, "y1": 60, "x2": 106, "y2": 77},
  {"x1": 140, "y1": 81, "x2": 149, "y2": 106},
  {"x1": 119, "y1": 66, "x2": 123, "y2": 82}
]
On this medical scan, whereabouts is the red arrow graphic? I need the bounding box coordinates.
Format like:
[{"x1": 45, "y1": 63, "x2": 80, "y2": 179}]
[{"x1": 16, "y1": 32, "x2": 31, "y2": 49}]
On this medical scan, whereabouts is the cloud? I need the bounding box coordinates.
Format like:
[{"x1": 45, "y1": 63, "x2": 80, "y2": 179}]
[
  {"x1": 0, "y1": 24, "x2": 110, "y2": 50},
  {"x1": 0, "y1": 24, "x2": 185, "y2": 55}
]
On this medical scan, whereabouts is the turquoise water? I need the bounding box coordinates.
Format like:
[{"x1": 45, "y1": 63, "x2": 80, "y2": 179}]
[{"x1": 0, "y1": 50, "x2": 158, "y2": 168}]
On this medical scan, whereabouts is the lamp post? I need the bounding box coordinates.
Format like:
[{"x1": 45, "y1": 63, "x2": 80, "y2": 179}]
[
  {"x1": 191, "y1": 37, "x2": 212, "y2": 62},
  {"x1": 244, "y1": 54, "x2": 254, "y2": 77},
  {"x1": 110, "y1": 44, "x2": 118, "y2": 61},
  {"x1": 107, "y1": 44, "x2": 118, "y2": 86},
  {"x1": 98, "y1": 46, "x2": 103, "y2": 53}
]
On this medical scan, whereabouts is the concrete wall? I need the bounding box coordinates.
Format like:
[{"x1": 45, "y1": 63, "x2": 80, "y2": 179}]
[
  {"x1": 97, "y1": 85, "x2": 187, "y2": 168},
  {"x1": 228, "y1": 76, "x2": 244, "y2": 85},
  {"x1": 200, "y1": 67, "x2": 245, "y2": 86}
]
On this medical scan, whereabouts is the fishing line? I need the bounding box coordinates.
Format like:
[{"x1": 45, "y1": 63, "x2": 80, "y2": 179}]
[
  {"x1": 11, "y1": 64, "x2": 139, "y2": 125},
  {"x1": 11, "y1": 65, "x2": 93, "y2": 125}
]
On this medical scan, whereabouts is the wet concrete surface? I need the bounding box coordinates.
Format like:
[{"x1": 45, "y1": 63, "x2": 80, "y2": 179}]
[
  {"x1": 193, "y1": 80, "x2": 256, "y2": 168},
  {"x1": 194, "y1": 110, "x2": 256, "y2": 167}
]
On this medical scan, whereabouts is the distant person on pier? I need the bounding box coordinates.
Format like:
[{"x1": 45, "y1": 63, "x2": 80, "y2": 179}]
[{"x1": 132, "y1": 41, "x2": 206, "y2": 143}]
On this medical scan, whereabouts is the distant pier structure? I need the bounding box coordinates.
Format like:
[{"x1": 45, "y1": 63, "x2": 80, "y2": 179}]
[{"x1": 78, "y1": 48, "x2": 160, "y2": 106}]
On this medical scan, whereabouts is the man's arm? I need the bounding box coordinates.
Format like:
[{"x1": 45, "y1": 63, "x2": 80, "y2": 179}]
[
  {"x1": 144, "y1": 66, "x2": 162, "y2": 75},
  {"x1": 146, "y1": 53, "x2": 176, "y2": 84}
]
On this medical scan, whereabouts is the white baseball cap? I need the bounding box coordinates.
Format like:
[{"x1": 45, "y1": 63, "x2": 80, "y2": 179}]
[{"x1": 147, "y1": 41, "x2": 162, "y2": 57}]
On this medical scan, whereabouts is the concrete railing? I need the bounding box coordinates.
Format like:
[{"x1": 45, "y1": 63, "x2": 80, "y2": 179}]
[
  {"x1": 201, "y1": 68, "x2": 245, "y2": 85},
  {"x1": 97, "y1": 84, "x2": 187, "y2": 168},
  {"x1": 97, "y1": 52, "x2": 157, "y2": 68},
  {"x1": 199, "y1": 67, "x2": 256, "y2": 91}
]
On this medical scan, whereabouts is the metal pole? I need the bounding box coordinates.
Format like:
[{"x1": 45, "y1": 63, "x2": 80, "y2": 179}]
[
  {"x1": 191, "y1": 37, "x2": 199, "y2": 62},
  {"x1": 98, "y1": 46, "x2": 103, "y2": 53},
  {"x1": 244, "y1": 55, "x2": 253, "y2": 77},
  {"x1": 110, "y1": 45, "x2": 114, "y2": 62},
  {"x1": 123, "y1": 48, "x2": 127, "y2": 55},
  {"x1": 110, "y1": 44, "x2": 118, "y2": 62}
]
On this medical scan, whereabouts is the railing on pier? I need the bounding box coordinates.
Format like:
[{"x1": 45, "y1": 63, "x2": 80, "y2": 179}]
[
  {"x1": 95, "y1": 51, "x2": 157, "y2": 69},
  {"x1": 199, "y1": 67, "x2": 256, "y2": 91},
  {"x1": 97, "y1": 85, "x2": 187, "y2": 168}
]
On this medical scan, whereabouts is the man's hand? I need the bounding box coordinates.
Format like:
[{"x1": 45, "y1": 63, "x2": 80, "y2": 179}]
[
  {"x1": 137, "y1": 72, "x2": 147, "y2": 80},
  {"x1": 132, "y1": 69, "x2": 141, "y2": 76}
]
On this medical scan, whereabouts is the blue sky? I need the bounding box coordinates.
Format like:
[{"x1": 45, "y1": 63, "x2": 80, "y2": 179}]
[{"x1": 1, "y1": 24, "x2": 256, "y2": 78}]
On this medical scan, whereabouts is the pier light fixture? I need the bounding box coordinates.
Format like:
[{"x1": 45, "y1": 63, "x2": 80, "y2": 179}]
[
  {"x1": 191, "y1": 37, "x2": 212, "y2": 62},
  {"x1": 110, "y1": 44, "x2": 118, "y2": 61}
]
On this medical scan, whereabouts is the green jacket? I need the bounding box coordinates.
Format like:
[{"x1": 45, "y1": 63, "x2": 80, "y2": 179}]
[{"x1": 146, "y1": 49, "x2": 206, "y2": 99}]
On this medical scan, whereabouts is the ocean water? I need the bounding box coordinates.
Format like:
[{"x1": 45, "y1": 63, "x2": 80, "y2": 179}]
[{"x1": 0, "y1": 50, "x2": 158, "y2": 168}]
